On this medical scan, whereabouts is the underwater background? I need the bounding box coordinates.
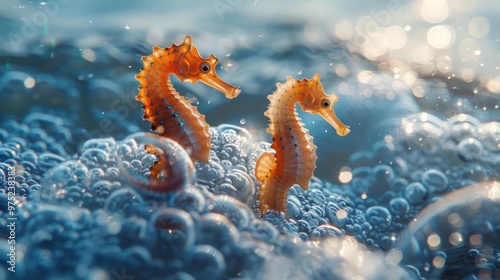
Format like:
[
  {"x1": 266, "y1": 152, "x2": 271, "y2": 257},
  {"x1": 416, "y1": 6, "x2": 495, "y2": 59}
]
[{"x1": 1, "y1": 0, "x2": 500, "y2": 279}]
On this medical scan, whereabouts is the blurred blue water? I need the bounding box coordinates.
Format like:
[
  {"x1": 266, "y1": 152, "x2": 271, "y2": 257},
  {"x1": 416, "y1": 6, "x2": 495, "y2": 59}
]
[{"x1": 0, "y1": 1, "x2": 499, "y2": 279}]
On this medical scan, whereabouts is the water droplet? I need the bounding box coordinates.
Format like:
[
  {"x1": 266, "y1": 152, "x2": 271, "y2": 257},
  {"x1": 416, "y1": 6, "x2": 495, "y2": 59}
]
[
  {"x1": 389, "y1": 197, "x2": 409, "y2": 215},
  {"x1": 404, "y1": 182, "x2": 428, "y2": 205},
  {"x1": 239, "y1": 118, "x2": 246, "y2": 125},
  {"x1": 366, "y1": 206, "x2": 392, "y2": 231},
  {"x1": 422, "y1": 169, "x2": 449, "y2": 193},
  {"x1": 457, "y1": 137, "x2": 483, "y2": 161}
]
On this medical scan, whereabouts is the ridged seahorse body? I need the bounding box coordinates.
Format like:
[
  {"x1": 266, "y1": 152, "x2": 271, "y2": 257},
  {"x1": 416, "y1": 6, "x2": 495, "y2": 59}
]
[
  {"x1": 255, "y1": 74, "x2": 350, "y2": 215},
  {"x1": 135, "y1": 36, "x2": 240, "y2": 179}
]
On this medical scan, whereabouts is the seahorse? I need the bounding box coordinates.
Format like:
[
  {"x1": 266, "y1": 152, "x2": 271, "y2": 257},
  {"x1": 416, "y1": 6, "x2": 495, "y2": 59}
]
[
  {"x1": 135, "y1": 35, "x2": 240, "y2": 179},
  {"x1": 255, "y1": 74, "x2": 350, "y2": 215}
]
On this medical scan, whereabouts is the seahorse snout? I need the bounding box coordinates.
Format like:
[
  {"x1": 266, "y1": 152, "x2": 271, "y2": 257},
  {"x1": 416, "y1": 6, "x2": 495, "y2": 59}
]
[{"x1": 337, "y1": 126, "x2": 351, "y2": 136}]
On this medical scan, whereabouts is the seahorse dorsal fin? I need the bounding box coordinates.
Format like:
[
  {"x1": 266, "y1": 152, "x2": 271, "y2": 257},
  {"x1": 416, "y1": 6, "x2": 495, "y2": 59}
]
[{"x1": 255, "y1": 152, "x2": 277, "y2": 183}]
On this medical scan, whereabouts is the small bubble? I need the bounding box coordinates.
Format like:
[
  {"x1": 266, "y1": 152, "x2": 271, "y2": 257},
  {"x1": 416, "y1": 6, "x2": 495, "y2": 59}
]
[
  {"x1": 125, "y1": 24, "x2": 131, "y2": 30},
  {"x1": 239, "y1": 118, "x2": 246, "y2": 125},
  {"x1": 474, "y1": 49, "x2": 481, "y2": 56},
  {"x1": 298, "y1": 70, "x2": 302, "y2": 75},
  {"x1": 40, "y1": 2, "x2": 47, "y2": 5},
  {"x1": 89, "y1": 20, "x2": 93, "y2": 24}
]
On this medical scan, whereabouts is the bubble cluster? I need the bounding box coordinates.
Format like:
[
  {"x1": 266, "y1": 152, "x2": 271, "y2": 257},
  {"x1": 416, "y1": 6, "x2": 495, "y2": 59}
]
[
  {"x1": 4, "y1": 124, "x2": 411, "y2": 279},
  {"x1": 0, "y1": 113, "x2": 77, "y2": 199}
]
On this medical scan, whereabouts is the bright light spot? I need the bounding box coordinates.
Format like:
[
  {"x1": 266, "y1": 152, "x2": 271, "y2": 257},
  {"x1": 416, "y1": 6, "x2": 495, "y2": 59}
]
[
  {"x1": 485, "y1": 77, "x2": 500, "y2": 93},
  {"x1": 334, "y1": 64, "x2": 349, "y2": 78},
  {"x1": 386, "y1": 250, "x2": 403, "y2": 265},
  {"x1": 340, "y1": 237, "x2": 358, "y2": 257},
  {"x1": 334, "y1": 20, "x2": 353, "y2": 40},
  {"x1": 488, "y1": 181, "x2": 500, "y2": 201},
  {"x1": 155, "y1": 125, "x2": 165, "y2": 134},
  {"x1": 427, "y1": 233, "x2": 441, "y2": 248},
  {"x1": 420, "y1": 112, "x2": 429, "y2": 122},
  {"x1": 385, "y1": 135, "x2": 394, "y2": 143},
  {"x1": 384, "y1": 26, "x2": 407, "y2": 50},
  {"x1": 240, "y1": 118, "x2": 246, "y2": 125},
  {"x1": 421, "y1": 0, "x2": 449, "y2": 23},
  {"x1": 469, "y1": 234, "x2": 483, "y2": 245},
  {"x1": 361, "y1": 32, "x2": 388, "y2": 60},
  {"x1": 361, "y1": 193, "x2": 367, "y2": 199},
  {"x1": 336, "y1": 209, "x2": 348, "y2": 220},
  {"x1": 402, "y1": 119, "x2": 414, "y2": 134},
  {"x1": 223, "y1": 60, "x2": 237, "y2": 72},
  {"x1": 339, "y1": 167, "x2": 353, "y2": 184},
  {"x1": 357, "y1": 70, "x2": 373, "y2": 84},
  {"x1": 404, "y1": 71, "x2": 418, "y2": 86},
  {"x1": 427, "y1": 25, "x2": 453, "y2": 49},
  {"x1": 107, "y1": 221, "x2": 122, "y2": 234},
  {"x1": 412, "y1": 85, "x2": 425, "y2": 98},
  {"x1": 125, "y1": 24, "x2": 131, "y2": 30},
  {"x1": 432, "y1": 255, "x2": 446, "y2": 268},
  {"x1": 82, "y1": 49, "x2": 96, "y2": 62},
  {"x1": 468, "y1": 17, "x2": 490, "y2": 38},
  {"x1": 448, "y1": 232, "x2": 463, "y2": 246},
  {"x1": 24, "y1": 77, "x2": 36, "y2": 89},
  {"x1": 460, "y1": 68, "x2": 475, "y2": 82},
  {"x1": 404, "y1": 24, "x2": 412, "y2": 31}
]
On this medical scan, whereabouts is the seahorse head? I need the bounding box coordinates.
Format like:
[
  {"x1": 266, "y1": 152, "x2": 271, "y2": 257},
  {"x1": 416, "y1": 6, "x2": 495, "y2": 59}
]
[
  {"x1": 174, "y1": 36, "x2": 240, "y2": 99},
  {"x1": 299, "y1": 73, "x2": 350, "y2": 136}
]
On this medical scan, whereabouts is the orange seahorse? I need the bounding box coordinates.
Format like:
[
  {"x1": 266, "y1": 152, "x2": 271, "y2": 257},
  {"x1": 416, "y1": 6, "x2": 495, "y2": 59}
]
[
  {"x1": 255, "y1": 74, "x2": 350, "y2": 215},
  {"x1": 136, "y1": 36, "x2": 240, "y2": 179}
]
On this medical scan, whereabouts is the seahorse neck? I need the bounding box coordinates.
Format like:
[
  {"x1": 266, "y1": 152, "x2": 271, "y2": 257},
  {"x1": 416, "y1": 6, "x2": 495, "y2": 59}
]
[
  {"x1": 264, "y1": 79, "x2": 317, "y2": 190},
  {"x1": 136, "y1": 47, "x2": 211, "y2": 163}
]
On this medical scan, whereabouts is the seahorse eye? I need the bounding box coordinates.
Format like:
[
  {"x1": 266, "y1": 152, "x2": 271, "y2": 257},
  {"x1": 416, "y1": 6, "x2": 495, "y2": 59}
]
[
  {"x1": 321, "y1": 99, "x2": 330, "y2": 108},
  {"x1": 200, "y1": 62, "x2": 210, "y2": 73}
]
